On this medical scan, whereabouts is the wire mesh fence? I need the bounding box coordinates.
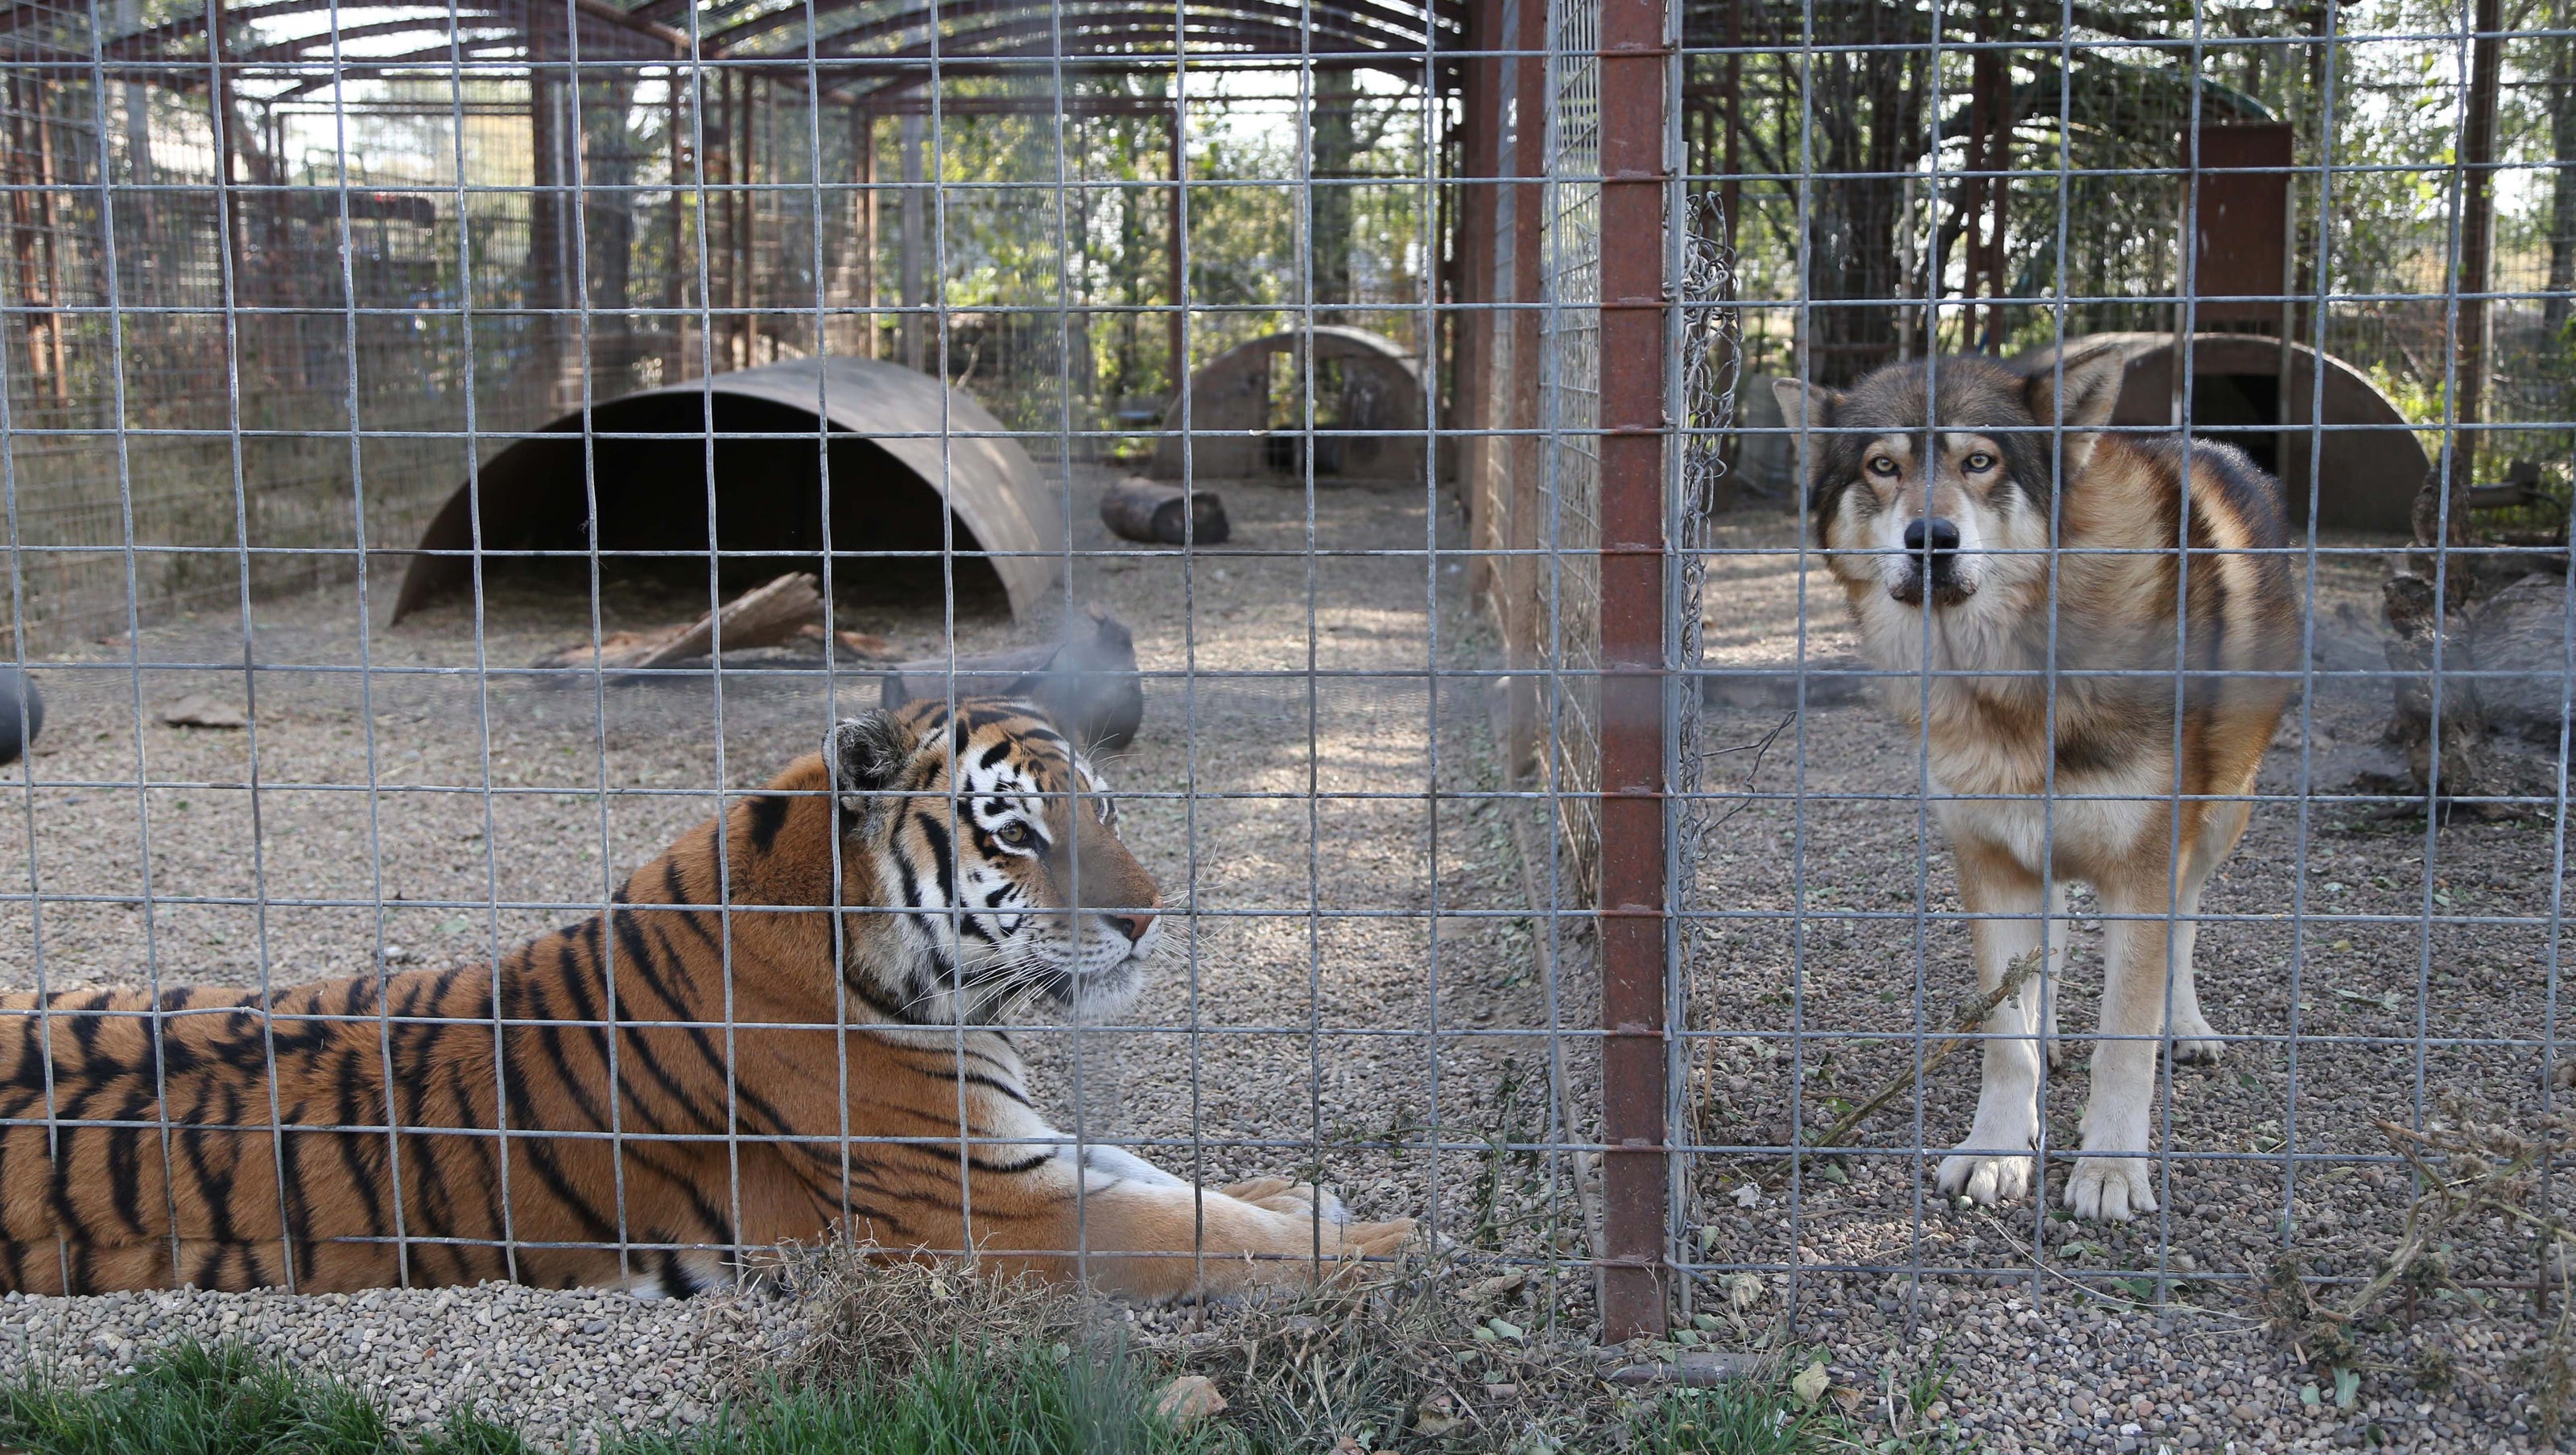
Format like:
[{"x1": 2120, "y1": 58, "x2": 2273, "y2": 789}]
[
  {"x1": 0, "y1": 0, "x2": 2573, "y2": 1428},
  {"x1": 1673, "y1": 0, "x2": 2576, "y2": 1369}
]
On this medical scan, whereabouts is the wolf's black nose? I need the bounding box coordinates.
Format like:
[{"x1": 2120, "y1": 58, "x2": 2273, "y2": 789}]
[{"x1": 1903, "y1": 517, "x2": 1960, "y2": 558}]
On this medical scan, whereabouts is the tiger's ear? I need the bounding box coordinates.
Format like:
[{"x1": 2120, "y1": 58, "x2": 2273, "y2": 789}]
[{"x1": 828, "y1": 711, "x2": 912, "y2": 817}]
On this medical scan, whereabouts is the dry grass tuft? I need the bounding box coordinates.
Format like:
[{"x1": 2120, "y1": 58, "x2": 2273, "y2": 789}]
[
  {"x1": 745, "y1": 1238, "x2": 1832, "y2": 1451},
  {"x1": 1133, "y1": 1254, "x2": 1620, "y2": 1450},
  {"x1": 2256, "y1": 1098, "x2": 2576, "y2": 1432},
  {"x1": 744, "y1": 1243, "x2": 1096, "y2": 1394}
]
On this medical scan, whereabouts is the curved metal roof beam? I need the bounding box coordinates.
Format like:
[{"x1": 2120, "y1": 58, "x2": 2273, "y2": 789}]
[
  {"x1": 62, "y1": 0, "x2": 1450, "y2": 76},
  {"x1": 268, "y1": 41, "x2": 528, "y2": 95},
  {"x1": 634, "y1": 0, "x2": 1463, "y2": 31},
  {"x1": 832, "y1": 49, "x2": 1439, "y2": 109},
  {"x1": 704, "y1": 0, "x2": 1435, "y2": 59},
  {"x1": 90, "y1": 0, "x2": 399, "y2": 56},
  {"x1": 98, "y1": 0, "x2": 665, "y2": 70},
  {"x1": 231, "y1": 16, "x2": 520, "y2": 66},
  {"x1": 796, "y1": 10, "x2": 1422, "y2": 76}
]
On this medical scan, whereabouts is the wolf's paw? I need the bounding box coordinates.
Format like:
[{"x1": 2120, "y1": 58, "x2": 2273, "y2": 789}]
[
  {"x1": 1935, "y1": 1146, "x2": 2034, "y2": 1206},
  {"x1": 2165, "y1": 1013, "x2": 2223, "y2": 1065},
  {"x1": 2064, "y1": 1156, "x2": 2156, "y2": 1222}
]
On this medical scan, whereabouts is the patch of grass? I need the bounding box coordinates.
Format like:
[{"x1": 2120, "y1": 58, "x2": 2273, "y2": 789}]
[
  {"x1": 0, "y1": 1337, "x2": 1222, "y2": 1455},
  {"x1": 625, "y1": 1341, "x2": 1227, "y2": 1455},
  {"x1": 0, "y1": 1252, "x2": 1913, "y2": 1454},
  {"x1": 1626, "y1": 1383, "x2": 1846, "y2": 1454},
  {"x1": 1628, "y1": 1362, "x2": 1972, "y2": 1455},
  {"x1": 0, "y1": 1341, "x2": 531, "y2": 1455}
]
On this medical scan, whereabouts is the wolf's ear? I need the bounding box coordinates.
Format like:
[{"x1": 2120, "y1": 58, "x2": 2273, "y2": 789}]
[
  {"x1": 1772, "y1": 377, "x2": 1841, "y2": 434},
  {"x1": 2024, "y1": 342, "x2": 2128, "y2": 480},
  {"x1": 828, "y1": 711, "x2": 912, "y2": 816}
]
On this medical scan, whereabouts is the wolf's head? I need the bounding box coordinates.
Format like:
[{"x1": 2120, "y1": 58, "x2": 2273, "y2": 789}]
[{"x1": 1773, "y1": 344, "x2": 2126, "y2": 610}]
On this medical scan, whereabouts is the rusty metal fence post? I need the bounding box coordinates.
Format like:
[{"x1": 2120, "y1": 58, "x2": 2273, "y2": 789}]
[{"x1": 1594, "y1": 0, "x2": 1674, "y2": 1341}]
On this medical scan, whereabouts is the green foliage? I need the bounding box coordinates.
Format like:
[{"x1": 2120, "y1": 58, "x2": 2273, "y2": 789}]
[
  {"x1": 620, "y1": 1342, "x2": 1236, "y2": 1455},
  {"x1": 0, "y1": 1338, "x2": 1232, "y2": 1455},
  {"x1": 0, "y1": 1341, "x2": 532, "y2": 1455},
  {"x1": 1629, "y1": 1382, "x2": 1841, "y2": 1454},
  {"x1": 851, "y1": 72, "x2": 1435, "y2": 435}
]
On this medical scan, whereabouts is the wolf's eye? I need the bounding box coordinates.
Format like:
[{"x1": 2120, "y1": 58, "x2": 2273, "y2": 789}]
[
  {"x1": 996, "y1": 821, "x2": 1038, "y2": 850},
  {"x1": 1963, "y1": 451, "x2": 1996, "y2": 472},
  {"x1": 1865, "y1": 455, "x2": 1899, "y2": 478}
]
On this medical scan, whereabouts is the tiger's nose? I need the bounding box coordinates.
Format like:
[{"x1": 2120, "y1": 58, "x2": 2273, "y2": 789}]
[{"x1": 1104, "y1": 909, "x2": 1157, "y2": 945}]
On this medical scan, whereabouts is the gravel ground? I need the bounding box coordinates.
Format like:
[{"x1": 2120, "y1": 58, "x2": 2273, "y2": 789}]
[
  {"x1": 0, "y1": 480, "x2": 2554, "y2": 1449},
  {"x1": 0, "y1": 463, "x2": 1564, "y2": 1441},
  {"x1": 0, "y1": 1281, "x2": 780, "y2": 1451},
  {"x1": 1683, "y1": 501, "x2": 2567, "y2": 1450}
]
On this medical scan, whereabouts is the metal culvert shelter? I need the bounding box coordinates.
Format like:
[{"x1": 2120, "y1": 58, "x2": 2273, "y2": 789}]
[
  {"x1": 2016, "y1": 332, "x2": 2431, "y2": 534},
  {"x1": 1148, "y1": 327, "x2": 1432, "y2": 484},
  {"x1": 391, "y1": 358, "x2": 1063, "y2": 622}
]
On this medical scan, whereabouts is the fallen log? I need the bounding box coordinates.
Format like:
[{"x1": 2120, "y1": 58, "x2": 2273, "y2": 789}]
[
  {"x1": 633, "y1": 571, "x2": 823, "y2": 666},
  {"x1": 530, "y1": 571, "x2": 824, "y2": 670},
  {"x1": 878, "y1": 608, "x2": 1143, "y2": 751},
  {"x1": 1100, "y1": 477, "x2": 1228, "y2": 546}
]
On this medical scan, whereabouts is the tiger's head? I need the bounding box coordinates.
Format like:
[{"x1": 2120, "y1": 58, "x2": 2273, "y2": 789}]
[{"x1": 823, "y1": 697, "x2": 1163, "y2": 1026}]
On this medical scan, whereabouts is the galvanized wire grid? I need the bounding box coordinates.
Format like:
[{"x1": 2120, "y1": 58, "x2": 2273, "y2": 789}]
[
  {"x1": 1538, "y1": 0, "x2": 1604, "y2": 912},
  {"x1": 0, "y1": 0, "x2": 2568, "y2": 1347},
  {"x1": 0, "y1": 0, "x2": 1630, "y2": 1304},
  {"x1": 1671, "y1": 0, "x2": 2576, "y2": 1336}
]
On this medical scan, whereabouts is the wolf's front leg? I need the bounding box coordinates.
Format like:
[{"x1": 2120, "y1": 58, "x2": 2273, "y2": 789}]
[
  {"x1": 2066, "y1": 879, "x2": 2176, "y2": 1221},
  {"x1": 1936, "y1": 842, "x2": 2046, "y2": 1207}
]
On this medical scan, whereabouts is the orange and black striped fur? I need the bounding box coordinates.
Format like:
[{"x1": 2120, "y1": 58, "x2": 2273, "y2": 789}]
[
  {"x1": 1777, "y1": 344, "x2": 2300, "y2": 1222},
  {"x1": 0, "y1": 698, "x2": 1413, "y2": 1296}
]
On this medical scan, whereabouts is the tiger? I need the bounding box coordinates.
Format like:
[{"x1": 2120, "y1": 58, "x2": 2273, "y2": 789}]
[{"x1": 0, "y1": 697, "x2": 1414, "y2": 1297}]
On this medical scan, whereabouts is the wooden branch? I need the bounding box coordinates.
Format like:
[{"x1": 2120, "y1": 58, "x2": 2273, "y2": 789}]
[
  {"x1": 1758, "y1": 948, "x2": 2043, "y2": 1174},
  {"x1": 529, "y1": 571, "x2": 824, "y2": 670},
  {"x1": 634, "y1": 571, "x2": 823, "y2": 666}
]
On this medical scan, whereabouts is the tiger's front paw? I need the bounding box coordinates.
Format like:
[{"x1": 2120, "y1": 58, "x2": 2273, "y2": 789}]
[
  {"x1": 1265, "y1": 1211, "x2": 1417, "y2": 1280},
  {"x1": 1218, "y1": 1176, "x2": 1350, "y2": 1225},
  {"x1": 1331, "y1": 1217, "x2": 1417, "y2": 1261},
  {"x1": 1220, "y1": 1177, "x2": 1416, "y2": 1283}
]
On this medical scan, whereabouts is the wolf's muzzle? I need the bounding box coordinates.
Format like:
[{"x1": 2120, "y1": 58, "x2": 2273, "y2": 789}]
[{"x1": 1893, "y1": 517, "x2": 1967, "y2": 605}]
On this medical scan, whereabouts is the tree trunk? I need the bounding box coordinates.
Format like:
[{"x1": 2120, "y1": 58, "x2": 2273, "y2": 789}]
[
  {"x1": 2425, "y1": 0, "x2": 2505, "y2": 545},
  {"x1": 1311, "y1": 68, "x2": 1356, "y2": 314},
  {"x1": 1788, "y1": 39, "x2": 1925, "y2": 384},
  {"x1": 899, "y1": 112, "x2": 925, "y2": 371},
  {"x1": 2385, "y1": 0, "x2": 2515, "y2": 803},
  {"x1": 583, "y1": 75, "x2": 639, "y2": 324},
  {"x1": 2545, "y1": 2, "x2": 2576, "y2": 334}
]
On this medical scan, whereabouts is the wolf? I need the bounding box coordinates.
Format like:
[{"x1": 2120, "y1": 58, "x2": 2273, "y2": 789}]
[{"x1": 1774, "y1": 344, "x2": 2300, "y2": 1221}]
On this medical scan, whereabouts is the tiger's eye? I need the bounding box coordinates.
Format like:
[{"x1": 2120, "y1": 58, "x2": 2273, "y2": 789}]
[{"x1": 997, "y1": 821, "x2": 1037, "y2": 849}]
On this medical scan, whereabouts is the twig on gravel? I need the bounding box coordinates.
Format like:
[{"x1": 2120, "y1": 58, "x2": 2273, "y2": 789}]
[
  {"x1": 1967, "y1": 1207, "x2": 2261, "y2": 1322},
  {"x1": 1755, "y1": 948, "x2": 2041, "y2": 1178}
]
